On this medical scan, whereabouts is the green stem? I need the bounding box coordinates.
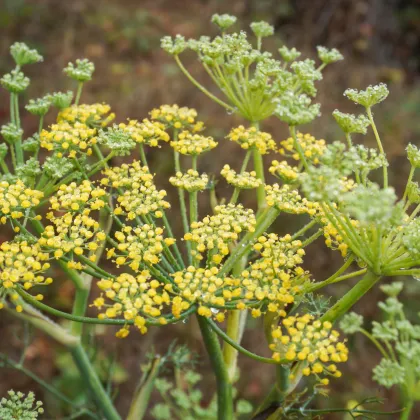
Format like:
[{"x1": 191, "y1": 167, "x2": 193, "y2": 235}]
[
  {"x1": 75, "y1": 82, "x2": 84, "y2": 105},
  {"x1": 70, "y1": 343, "x2": 121, "y2": 420},
  {"x1": 174, "y1": 55, "x2": 234, "y2": 112},
  {"x1": 1, "y1": 356, "x2": 96, "y2": 418},
  {"x1": 359, "y1": 328, "x2": 389, "y2": 359},
  {"x1": 290, "y1": 125, "x2": 309, "y2": 171},
  {"x1": 174, "y1": 150, "x2": 192, "y2": 261},
  {"x1": 38, "y1": 115, "x2": 44, "y2": 135},
  {"x1": 13, "y1": 94, "x2": 24, "y2": 165},
  {"x1": 251, "y1": 121, "x2": 266, "y2": 210},
  {"x1": 161, "y1": 212, "x2": 185, "y2": 268},
  {"x1": 367, "y1": 107, "x2": 388, "y2": 188},
  {"x1": 139, "y1": 143, "x2": 149, "y2": 167},
  {"x1": 400, "y1": 399, "x2": 414, "y2": 420},
  {"x1": 0, "y1": 159, "x2": 10, "y2": 174},
  {"x1": 10, "y1": 93, "x2": 16, "y2": 124},
  {"x1": 197, "y1": 316, "x2": 233, "y2": 420},
  {"x1": 127, "y1": 357, "x2": 162, "y2": 420},
  {"x1": 321, "y1": 271, "x2": 381, "y2": 323},
  {"x1": 403, "y1": 166, "x2": 415, "y2": 202}
]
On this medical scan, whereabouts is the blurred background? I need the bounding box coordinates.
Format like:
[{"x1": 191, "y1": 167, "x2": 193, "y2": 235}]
[{"x1": 1, "y1": 0, "x2": 420, "y2": 418}]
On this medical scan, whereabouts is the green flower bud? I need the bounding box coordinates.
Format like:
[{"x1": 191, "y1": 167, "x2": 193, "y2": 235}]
[
  {"x1": 97, "y1": 125, "x2": 136, "y2": 156},
  {"x1": 344, "y1": 83, "x2": 389, "y2": 108},
  {"x1": 10, "y1": 42, "x2": 43, "y2": 66},
  {"x1": 0, "y1": 144, "x2": 8, "y2": 160},
  {"x1": 278, "y1": 46, "x2": 301, "y2": 63},
  {"x1": 211, "y1": 14, "x2": 237, "y2": 31},
  {"x1": 403, "y1": 219, "x2": 420, "y2": 259},
  {"x1": 0, "y1": 390, "x2": 44, "y2": 419},
  {"x1": 250, "y1": 21, "x2": 274, "y2": 38},
  {"x1": 291, "y1": 59, "x2": 322, "y2": 82},
  {"x1": 1, "y1": 123, "x2": 23, "y2": 144},
  {"x1": 339, "y1": 312, "x2": 364, "y2": 334},
  {"x1": 25, "y1": 96, "x2": 51, "y2": 116},
  {"x1": 317, "y1": 46, "x2": 344, "y2": 64},
  {"x1": 16, "y1": 157, "x2": 41, "y2": 184},
  {"x1": 274, "y1": 92, "x2": 320, "y2": 126},
  {"x1": 48, "y1": 91, "x2": 73, "y2": 110},
  {"x1": 380, "y1": 282, "x2": 403, "y2": 297},
  {"x1": 407, "y1": 143, "x2": 420, "y2": 168},
  {"x1": 372, "y1": 321, "x2": 398, "y2": 341},
  {"x1": 161, "y1": 35, "x2": 187, "y2": 55},
  {"x1": 43, "y1": 155, "x2": 74, "y2": 179},
  {"x1": 378, "y1": 297, "x2": 403, "y2": 316},
  {"x1": 342, "y1": 184, "x2": 401, "y2": 227},
  {"x1": 1, "y1": 69, "x2": 30, "y2": 93},
  {"x1": 22, "y1": 134, "x2": 40, "y2": 153},
  {"x1": 407, "y1": 181, "x2": 420, "y2": 204},
  {"x1": 64, "y1": 58, "x2": 95, "y2": 82},
  {"x1": 332, "y1": 110, "x2": 370, "y2": 134},
  {"x1": 372, "y1": 359, "x2": 405, "y2": 388}
]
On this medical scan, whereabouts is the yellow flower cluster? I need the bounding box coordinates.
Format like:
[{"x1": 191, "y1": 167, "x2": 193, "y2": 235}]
[
  {"x1": 0, "y1": 241, "x2": 52, "y2": 293},
  {"x1": 40, "y1": 121, "x2": 97, "y2": 158},
  {"x1": 107, "y1": 224, "x2": 175, "y2": 271},
  {"x1": 57, "y1": 103, "x2": 115, "y2": 127},
  {"x1": 270, "y1": 315, "x2": 348, "y2": 383},
  {"x1": 269, "y1": 160, "x2": 300, "y2": 183},
  {"x1": 170, "y1": 131, "x2": 217, "y2": 155},
  {"x1": 220, "y1": 165, "x2": 262, "y2": 189},
  {"x1": 49, "y1": 180, "x2": 107, "y2": 212},
  {"x1": 184, "y1": 204, "x2": 256, "y2": 263},
  {"x1": 94, "y1": 271, "x2": 171, "y2": 337},
  {"x1": 101, "y1": 161, "x2": 170, "y2": 219},
  {"x1": 279, "y1": 132, "x2": 326, "y2": 164},
  {"x1": 150, "y1": 104, "x2": 203, "y2": 131},
  {"x1": 265, "y1": 184, "x2": 318, "y2": 215},
  {"x1": 169, "y1": 170, "x2": 209, "y2": 192},
  {"x1": 170, "y1": 266, "x2": 231, "y2": 321},
  {"x1": 118, "y1": 119, "x2": 170, "y2": 147},
  {"x1": 227, "y1": 126, "x2": 276, "y2": 154},
  {"x1": 239, "y1": 233, "x2": 308, "y2": 315},
  {"x1": 0, "y1": 180, "x2": 43, "y2": 223},
  {"x1": 41, "y1": 213, "x2": 106, "y2": 263}
]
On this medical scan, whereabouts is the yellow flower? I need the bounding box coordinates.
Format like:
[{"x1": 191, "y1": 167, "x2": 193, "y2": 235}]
[
  {"x1": 49, "y1": 180, "x2": 106, "y2": 212},
  {"x1": 270, "y1": 314, "x2": 348, "y2": 382},
  {"x1": 265, "y1": 184, "x2": 319, "y2": 216},
  {"x1": 220, "y1": 165, "x2": 262, "y2": 189},
  {"x1": 150, "y1": 104, "x2": 199, "y2": 130},
  {"x1": 57, "y1": 103, "x2": 115, "y2": 127},
  {"x1": 184, "y1": 204, "x2": 256, "y2": 262},
  {"x1": 0, "y1": 241, "x2": 52, "y2": 294},
  {"x1": 107, "y1": 224, "x2": 173, "y2": 271},
  {"x1": 119, "y1": 119, "x2": 169, "y2": 147},
  {"x1": 227, "y1": 125, "x2": 276, "y2": 155},
  {"x1": 169, "y1": 170, "x2": 209, "y2": 192},
  {"x1": 170, "y1": 130, "x2": 217, "y2": 155},
  {"x1": 95, "y1": 271, "x2": 172, "y2": 336},
  {"x1": 279, "y1": 132, "x2": 326, "y2": 164},
  {"x1": 0, "y1": 180, "x2": 43, "y2": 222},
  {"x1": 101, "y1": 161, "x2": 170, "y2": 219},
  {"x1": 269, "y1": 160, "x2": 300, "y2": 183}
]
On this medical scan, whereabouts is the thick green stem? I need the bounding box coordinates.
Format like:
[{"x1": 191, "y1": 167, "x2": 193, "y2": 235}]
[
  {"x1": 71, "y1": 284, "x2": 91, "y2": 336},
  {"x1": 70, "y1": 343, "x2": 121, "y2": 420},
  {"x1": 321, "y1": 271, "x2": 381, "y2": 323},
  {"x1": 400, "y1": 399, "x2": 413, "y2": 420},
  {"x1": 197, "y1": 316, "x2": 233, "y2": 420}
]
